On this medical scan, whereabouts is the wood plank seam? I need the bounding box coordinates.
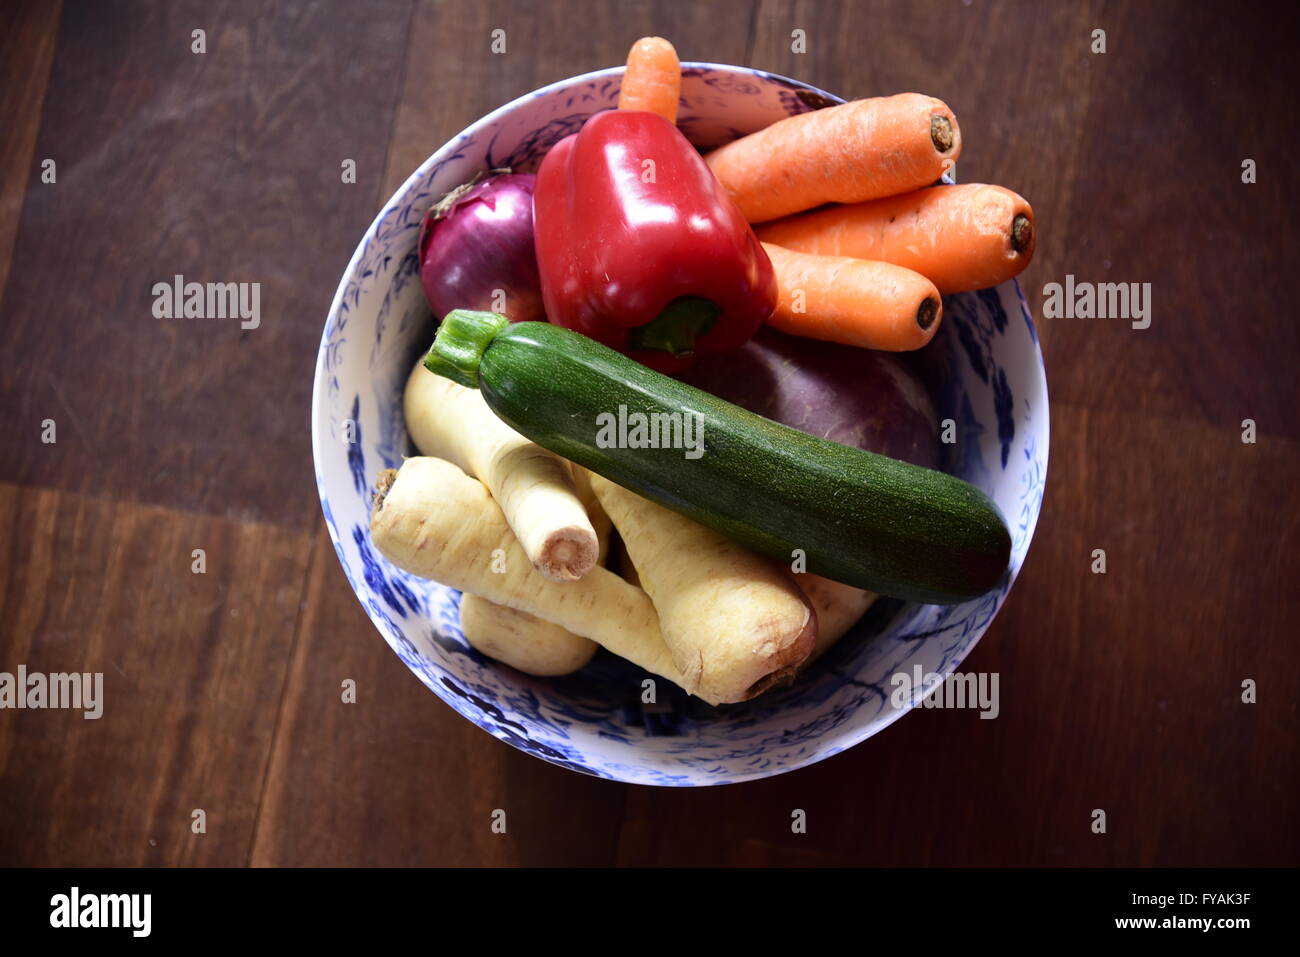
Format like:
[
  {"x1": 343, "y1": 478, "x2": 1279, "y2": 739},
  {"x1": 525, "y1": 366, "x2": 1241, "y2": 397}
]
[{"x1": 243, "y1": 0, "x2": 423, "y2": 867}]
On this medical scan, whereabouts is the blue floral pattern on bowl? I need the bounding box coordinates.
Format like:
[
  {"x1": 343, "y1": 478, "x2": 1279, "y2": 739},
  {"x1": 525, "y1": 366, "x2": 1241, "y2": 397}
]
[{"x1": 311, "y1": 63, "x2": 1049, "y2": 786}]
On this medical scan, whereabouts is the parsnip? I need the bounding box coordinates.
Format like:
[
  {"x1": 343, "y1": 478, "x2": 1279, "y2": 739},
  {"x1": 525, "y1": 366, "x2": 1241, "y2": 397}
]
[
  {"x1": 459, "y1": 462, "x2": 613, "y2": 676},
  {"x1": 403, "y1": 360, "x2": 597, "y2": 581},
  {"x1": 371, "y1": 458, "x2": 726, "y2": 701},
  {"x1": 459, "y1": 593, "x2": 597, "y2": 675},
  {"x1": 586, "y1": 472, "x2": 816, "y2": 703},
  {"x1": 569, "y1": 465, "x2": 613, "y2": 565},
  {"x1": 798, "y1": 575, "x2": 877, "y2": 665},
  {"x1": 614, "y1": 535, "x2": 639, "y2": 586}
]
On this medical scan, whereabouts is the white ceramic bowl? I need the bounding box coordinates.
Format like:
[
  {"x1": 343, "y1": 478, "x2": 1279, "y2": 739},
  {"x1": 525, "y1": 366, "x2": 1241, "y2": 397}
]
[{"x1": 311, "y1": 63, "x2": 1048, "y2": 785}]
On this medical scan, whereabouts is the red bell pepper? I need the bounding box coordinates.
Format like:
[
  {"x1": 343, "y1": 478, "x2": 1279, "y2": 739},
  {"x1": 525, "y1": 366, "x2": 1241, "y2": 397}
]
[{"x1": 532, "y1": 110, "x2": 777, "y2": 373}]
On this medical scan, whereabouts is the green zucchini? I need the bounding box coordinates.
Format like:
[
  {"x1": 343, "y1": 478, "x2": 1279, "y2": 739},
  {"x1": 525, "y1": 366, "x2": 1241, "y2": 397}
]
[{"x1": 424, "y1": 310, "x2": 1011, "y2": 604}]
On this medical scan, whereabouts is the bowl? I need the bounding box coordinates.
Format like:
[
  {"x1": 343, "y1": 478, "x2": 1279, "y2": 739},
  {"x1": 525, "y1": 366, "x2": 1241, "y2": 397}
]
[{"x1": 311, "y1": 63, "x2": 1048, "y2": 786}]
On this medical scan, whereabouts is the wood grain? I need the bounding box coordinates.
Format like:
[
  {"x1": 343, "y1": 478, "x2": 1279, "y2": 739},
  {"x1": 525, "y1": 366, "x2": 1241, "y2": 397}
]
[
  {"x1": 381, "y1": 0, "x2": 762, "y2": 198},
  {"x1": 0, "y1": 0, "x2": 1295, "y2": 867},
  {"x1": 1042, "y1": 1, "x2": 1300, "y2": 436},
  {"x1": 0, "y1": 482, "x2": 312, "y2": 865},
  {"x1": 0, "y1": 0, "x2": 416, "y2": 531},
  {"x1": 0, "y1": 0, "x2": 62, "y2": 303}
]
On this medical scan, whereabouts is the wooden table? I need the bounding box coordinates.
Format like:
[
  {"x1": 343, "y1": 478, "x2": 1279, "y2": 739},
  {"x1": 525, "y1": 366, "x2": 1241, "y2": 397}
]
[{"x1": 1, "y1": 0, "x2": 1295, "y2": 867}]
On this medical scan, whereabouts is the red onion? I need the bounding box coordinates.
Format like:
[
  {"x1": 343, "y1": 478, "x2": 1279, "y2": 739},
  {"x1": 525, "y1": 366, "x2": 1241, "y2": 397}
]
[{"x1": 417, "y1": 172, "x2": 545, "y2": 323}]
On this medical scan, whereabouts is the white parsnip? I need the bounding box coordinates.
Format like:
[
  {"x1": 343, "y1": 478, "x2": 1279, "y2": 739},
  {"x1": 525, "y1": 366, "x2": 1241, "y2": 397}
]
[
  {"x1": 798, "y1": 575, "x2": 877, "y2": 666},
  {"x1": 458, "y1": 464, "x2": 614, "y2": 676},
  {"x1": 459, "y1": 593, "x2": 597, "y2": 675},
  {"x1": 370, "y1": 458, "x2": 724, "y2": 701},
  {"x1": 569, "y1": 465, "x2": 613, "y2": 566},
  {"x1": 587, "y1": 472, "x2": 816, "y2": 703},
  {"x1": 403, "y1": 360, "x2": 597, "y2": 581}
]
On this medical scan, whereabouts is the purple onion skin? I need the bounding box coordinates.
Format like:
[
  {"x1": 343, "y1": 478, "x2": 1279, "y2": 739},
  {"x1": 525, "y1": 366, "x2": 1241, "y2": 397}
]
[{"x1": 417, "y1": 172, "x2": 545, "y2": 324}]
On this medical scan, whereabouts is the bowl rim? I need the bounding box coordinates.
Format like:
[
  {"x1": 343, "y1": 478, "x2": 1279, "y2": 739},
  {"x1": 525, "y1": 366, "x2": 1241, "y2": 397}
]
[{"x1": 311, "y1": 62, "x2": 1049, "y2": 785}]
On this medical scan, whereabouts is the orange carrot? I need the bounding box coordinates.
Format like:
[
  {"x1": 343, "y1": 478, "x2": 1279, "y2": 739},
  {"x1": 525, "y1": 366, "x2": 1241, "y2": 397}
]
[
  {"x1": 617, "y1": 37, "x2": 681, "y2": 123},
  {"x1": 762, "y1": 243, "x2": 942, "y2": 351},
  {"x1": 757, "y1": 184, "x2": 1035, "y2": 294},
  {"x1": 706, "y1": 94, "x2": 962, "y2": 223}
]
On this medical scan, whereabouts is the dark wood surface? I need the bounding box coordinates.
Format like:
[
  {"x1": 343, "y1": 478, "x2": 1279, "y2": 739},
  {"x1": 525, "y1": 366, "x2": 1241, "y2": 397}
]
[{"x1": 1, "y1": 0, "x2": 1295, "y2": 867}]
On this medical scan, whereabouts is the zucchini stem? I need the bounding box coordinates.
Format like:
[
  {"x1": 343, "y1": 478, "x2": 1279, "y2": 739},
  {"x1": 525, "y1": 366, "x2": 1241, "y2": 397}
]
[{"x1": 424, "y1": 309, "x2": 510, "y2": 388}]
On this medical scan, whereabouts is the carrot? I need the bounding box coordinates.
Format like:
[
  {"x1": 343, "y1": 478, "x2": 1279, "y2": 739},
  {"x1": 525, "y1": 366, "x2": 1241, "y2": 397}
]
[
  {"x1": 762, "y1": 242, "x2": 943, "y2": 351},
  {"x1": 587, "y1": 471, "x2": 815, "y2": 703},
  {"x1": 617, "y1": 36, "x2": 680, "y2": 123},
  {"x1": 404, "y1": 359, "x2": 598, "y2": 581},
  {"x1": 757, "y1": 184, "x2": 1035, "y2": 294},
  {"x1": 706, "y1": 93, "x2": 962, "y2": 222},
  {"x1": 370, "y1": 458, "x2": 707, "y2": 699}
]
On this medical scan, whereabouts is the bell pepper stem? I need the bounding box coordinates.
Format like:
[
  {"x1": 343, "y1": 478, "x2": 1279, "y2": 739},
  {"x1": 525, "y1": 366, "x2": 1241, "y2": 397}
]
[
  {"x1": 424, "y1": 309, "x2": 510, "y2": 388},
  {"x1": 627, "y1": 297, "x2": 720, "y2": 358}
]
